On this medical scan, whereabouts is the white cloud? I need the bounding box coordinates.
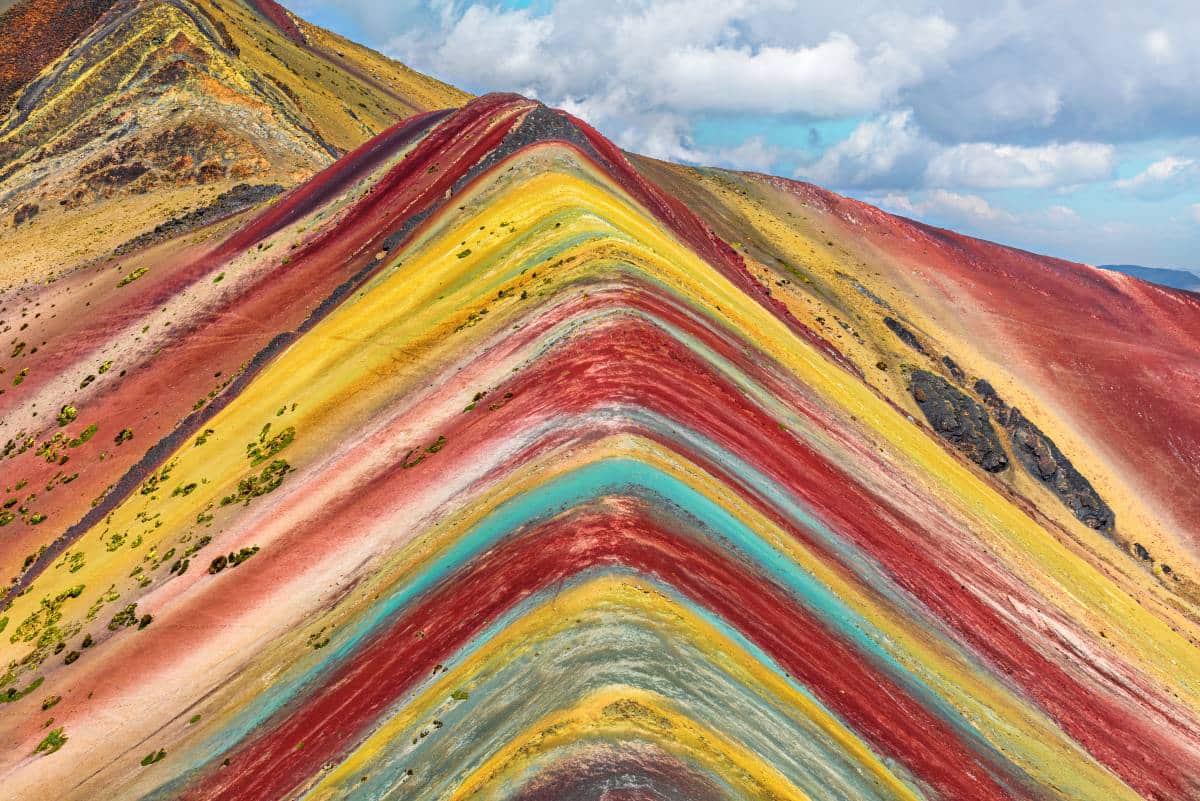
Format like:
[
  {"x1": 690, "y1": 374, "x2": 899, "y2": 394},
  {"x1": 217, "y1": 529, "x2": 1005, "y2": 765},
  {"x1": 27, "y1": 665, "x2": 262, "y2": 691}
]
[
  {"x1": 712, "y1": 136, "x2": 779, "y2": 172},
  {"x1": 878, "y1": 189, "x2": 1016, "y2": 225},
  {"x1": 977, "y1": 81, "x2": 1061, "y2": 129},
  {"x1": 657, "y1": 37, "x2": 880, "y2": 117},
  {"x1": 422, "y1": 5, "x2": 554, "y2": 93},
  {"x1": 411, "y1": 3, "x2": 955, "y2": 119},
  {"x1": 1190, "y1": 204, "x2": 1200, "y2": 224},
  {"x1": 654, "y1": 18, "x2": 954, "y2": 116},
  {"x1": 800, "y1": 115, "x2": 1115, "y2": 192},
  {"x1": 798, "y1": 110, "x2": 931, "y2": 187},
  {"x1": 612, "y1": 110, "x2": 708, "y2": 164},
  {"x1": 1116, "y1": 157, "x2": 1199, "y2": 198},
  {"x1": 1046, "y1": 204, "x2": 1080, "y2": 223},
  {"x1": 925, "y1": 141, "x2": 1115, "y2": 189}
]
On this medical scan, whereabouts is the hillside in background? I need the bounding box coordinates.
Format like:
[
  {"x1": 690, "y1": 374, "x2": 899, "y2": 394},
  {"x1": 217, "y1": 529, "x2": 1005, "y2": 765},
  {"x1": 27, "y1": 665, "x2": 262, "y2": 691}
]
[
  {"x1": 0, "y1": 0, "x2": 466, "y2": 284},
  {"x1": 1, "y1": 5, "x2": 1199, "y2": 801},
  {"x1": 1100, "y1": 263, "x2": 1200, "y2": 292}
]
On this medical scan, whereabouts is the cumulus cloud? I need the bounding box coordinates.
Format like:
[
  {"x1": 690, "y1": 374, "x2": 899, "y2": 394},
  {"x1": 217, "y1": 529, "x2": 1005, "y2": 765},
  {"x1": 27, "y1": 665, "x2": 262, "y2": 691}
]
[
  {"x1": 800, "y1": 114, "x2": 1114, "y2": 192},
  {"x1": 397, "y1": 1, "x2": 954, "y2": 117},
  {"x1": 1116, "y1": 157, "x2": 1200, "y2": 198},
  {"x1": 798, "y1": 110, "x2": 931, "y2": 188},
  {"x1": 925, "y1": 141, "x2": 1116, "y2": 189},
  {"x1": 1046, "y1": 204, "x2": 1081, "y2": 223},
  {"x1": 877, "y1": 190, "x2": 1016, "y2": 226},
  {"x1": 654, "y1": 19, "x2": 954, "y2": 117}
]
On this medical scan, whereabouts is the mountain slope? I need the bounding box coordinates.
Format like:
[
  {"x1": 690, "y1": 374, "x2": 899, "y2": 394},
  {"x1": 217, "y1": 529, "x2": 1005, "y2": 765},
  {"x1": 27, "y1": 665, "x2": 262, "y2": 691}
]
[
  {"x1": 0, "y1": 0, "x2": 117, "y2": 119},
  {"x1": 0, "y1": 0, "x2": 467, "y2": 284},
  {"x1": 0, "y1": 91, "x2": 1198, "y2": 801}
]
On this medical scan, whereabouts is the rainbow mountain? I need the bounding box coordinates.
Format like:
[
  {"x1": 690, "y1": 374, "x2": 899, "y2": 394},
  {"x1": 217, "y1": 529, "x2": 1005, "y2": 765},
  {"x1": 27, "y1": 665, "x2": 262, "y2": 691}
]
[{"x1": 2, "y1": 3, "x2": 1200, "y2": 801}]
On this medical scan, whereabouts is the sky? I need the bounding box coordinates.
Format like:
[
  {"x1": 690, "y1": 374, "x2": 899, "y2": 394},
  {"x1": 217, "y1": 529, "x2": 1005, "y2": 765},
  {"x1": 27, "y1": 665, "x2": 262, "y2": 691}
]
[{"x1": 283, "y1": 0, "x2": 1200, "y2": 271}]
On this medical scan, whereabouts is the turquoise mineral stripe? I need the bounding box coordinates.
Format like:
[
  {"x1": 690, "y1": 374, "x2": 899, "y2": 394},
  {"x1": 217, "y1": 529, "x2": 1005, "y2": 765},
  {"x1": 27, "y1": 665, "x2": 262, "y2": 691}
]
[
  {"x1": 322, "y1": 568, "x2": 927, "y2": 801},
  {"x1": 169, "y1": 455, "x2": 1026, "y2": 795}
]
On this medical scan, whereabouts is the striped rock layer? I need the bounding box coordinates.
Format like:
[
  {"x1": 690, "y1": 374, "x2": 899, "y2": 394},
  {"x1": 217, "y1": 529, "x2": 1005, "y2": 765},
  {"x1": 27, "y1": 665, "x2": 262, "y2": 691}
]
[{"x1": 0, "y1": 90, "x2": 1199, "y2": 801}]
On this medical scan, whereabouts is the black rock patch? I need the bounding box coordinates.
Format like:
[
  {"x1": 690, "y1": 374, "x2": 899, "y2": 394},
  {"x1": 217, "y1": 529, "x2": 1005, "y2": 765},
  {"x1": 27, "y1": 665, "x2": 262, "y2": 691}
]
[
  {"x1": 113, "y1": 182, "x2": 284, "y2": 256},
  {"x1": 12, "y1": 202, "x2": 38, "y2": 226},
  {"x1": 941, "y1": 355, "x2": 964, "y2": 382},
  {"x1": 973, "y1": 378, "x2": 1115, "y2": 532},
  {"x1": 1005, "y1": 407, "x2": 1115, "y2": 532},
  {"x1": 883, "y1": 316, "x2": 926, "y2": 354},
  {"x1": 909, "y1": 370, "x2": 1008, "y2": 472}
]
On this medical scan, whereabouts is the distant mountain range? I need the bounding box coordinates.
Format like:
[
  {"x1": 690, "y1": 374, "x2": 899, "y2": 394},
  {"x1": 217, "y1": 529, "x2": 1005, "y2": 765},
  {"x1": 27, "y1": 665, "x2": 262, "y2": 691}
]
[{"x1": 1099, "y1": 263, "x2": 1200, "y2": 292}]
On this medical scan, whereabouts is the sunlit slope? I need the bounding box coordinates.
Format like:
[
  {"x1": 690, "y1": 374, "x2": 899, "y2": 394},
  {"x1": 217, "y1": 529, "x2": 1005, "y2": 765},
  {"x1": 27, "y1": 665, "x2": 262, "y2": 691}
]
[
  {"x1": 635, "y1": 155, "x2": 1200, "y2": 604},
  {"x1": 0, "y1": 94, "x2": 1198, "y2": 801},
  {"x1": 0, "y1": 0, "x2": 468, "y2": 284}
]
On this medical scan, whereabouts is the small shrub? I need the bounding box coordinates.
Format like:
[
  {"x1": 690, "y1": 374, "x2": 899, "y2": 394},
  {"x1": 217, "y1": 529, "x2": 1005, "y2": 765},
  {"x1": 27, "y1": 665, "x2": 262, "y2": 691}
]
[
  {"x1": 140, "y1": 749, "x2": 166, "y2": 766},
  {"x1": 116, "y1": 267, "x2": 149, "y2": 288},
  {"x1": 34, "y1": 727, "x2": 67, "y2": 755}
]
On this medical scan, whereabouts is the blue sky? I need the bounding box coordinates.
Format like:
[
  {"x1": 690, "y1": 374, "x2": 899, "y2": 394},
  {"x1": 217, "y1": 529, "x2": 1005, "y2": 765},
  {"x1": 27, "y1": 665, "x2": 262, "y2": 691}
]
[{"x1": 285, "y1": 1, "x2": 1200, "y2": 271}]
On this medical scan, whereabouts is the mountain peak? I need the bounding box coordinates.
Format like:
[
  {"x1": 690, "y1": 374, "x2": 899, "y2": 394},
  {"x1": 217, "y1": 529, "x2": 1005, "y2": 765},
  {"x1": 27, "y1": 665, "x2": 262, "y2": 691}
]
[{"x1": 0, "y1": 0, "x2": 468, "y2": 284}]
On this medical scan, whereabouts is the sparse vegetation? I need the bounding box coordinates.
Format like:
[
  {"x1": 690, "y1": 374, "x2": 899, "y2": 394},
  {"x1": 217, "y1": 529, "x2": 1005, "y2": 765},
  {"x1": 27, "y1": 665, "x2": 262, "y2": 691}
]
[
  {"x1": 34, "y1": 727, "x2": 67, "y2": 755},
  {"x1": 140, "y1": 748, "x2": 166, "y2": 766},
  {"x1": 116, "y1": 267, "x2": 149, "y2": 287},
  {"x1": 220, "y1": 460, "x2": 291, "y2": 506},
  {"x1": 208, "y1": 546, "x2": 259, "y2": 575}
]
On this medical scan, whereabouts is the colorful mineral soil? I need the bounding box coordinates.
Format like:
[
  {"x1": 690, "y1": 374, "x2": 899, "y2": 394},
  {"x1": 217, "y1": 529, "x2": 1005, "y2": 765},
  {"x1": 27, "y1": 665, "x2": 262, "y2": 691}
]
[{"x1": 2, "y1": 4, "x2": 1200, "y2": 801}]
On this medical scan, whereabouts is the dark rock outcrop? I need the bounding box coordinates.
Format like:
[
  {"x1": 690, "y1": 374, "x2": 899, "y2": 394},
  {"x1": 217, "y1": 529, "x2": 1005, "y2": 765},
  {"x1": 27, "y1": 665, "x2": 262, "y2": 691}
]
[
  {"x1": 883, "y1": 316, "x2": 926, "y2": 354},
  {"x1": 909, "y1": 370, "x2": 1008, "y2": 472},
  {"x1": 974, "y1": 378, "x2": 1003, "y2": 412},
  {"x1": 1005, "y1": 408, "x2": 1114, "y2": 532},
  {"x1": 113, "y1": 182, "x2": 283, "y2": 255},
  {"x1": 973, "y1": 378, "x2": 1114, "y2": 532},
  {"x1": 12, "y1": 202, "x2": 38, "y2": 226},
  {"x1": 941, "y1": 355, "x2": 964, "y2": 382}
]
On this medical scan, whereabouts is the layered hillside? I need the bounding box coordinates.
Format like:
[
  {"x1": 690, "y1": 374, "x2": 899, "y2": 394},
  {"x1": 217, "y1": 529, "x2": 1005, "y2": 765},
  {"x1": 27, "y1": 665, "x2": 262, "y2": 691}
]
[
  {"x1": 1, "y1": 89, "x2": 1199, "y2": 801},
  {"x1": 0, "y1": 0, "x2": 467, "y2": 284}
]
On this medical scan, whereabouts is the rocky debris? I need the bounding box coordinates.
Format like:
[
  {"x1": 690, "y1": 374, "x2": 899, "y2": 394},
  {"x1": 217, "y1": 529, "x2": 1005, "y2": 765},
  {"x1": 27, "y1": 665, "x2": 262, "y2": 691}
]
[
  {"x1": 909, "y1": 370, "x2": 1009, "y2": 472},
  {"x1": 835, "y1": 271, "x2": 893, "y2": 310},
  {"x1": 0, "y1": 0, "x2": 116, "y2": 118},
  {"x1": 1005, "y1": 408, "x2": 1115, "y2": 532},
  {"x1": 113, "y1": 183, "x2": 284, "y2": 256},
  {"x1": 973, "y1": 378, "x2": 1114, "y2": 532},
  {"x1": 883, "y1": 316, "x2": 927, "y2": 354},
  {"x1": 974, "y1": 379, "x2": 1004, "y2": 415},
  {"x1": 941, "y1": 355, "x2": 964, "y2": 382}
]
